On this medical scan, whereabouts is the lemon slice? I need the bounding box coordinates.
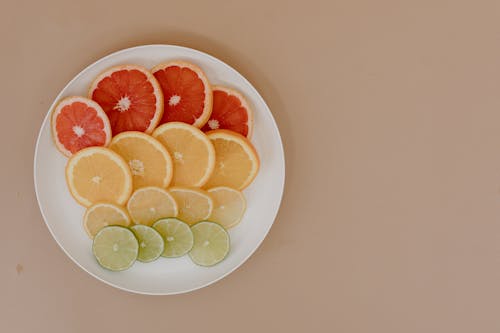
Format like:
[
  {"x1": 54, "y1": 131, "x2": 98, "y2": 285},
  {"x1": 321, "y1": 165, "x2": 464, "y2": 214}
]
[
  {"x1": 169, "y1": 187, "x2": 213, "y2": 225},
  {"x1": 207, "y1": 187, "x2": 246, "y2": 228},
  {"x1": 189, "y1": 222, "x2": 230, "y2": 266},
  {"x1": 152, "y1": 122, "x2": 215, "y2": 187},
  {"x1": 83, "y1": 203, "x2": 131, "y2": 239},
  {"x1": 153, "y1": 218, "x2": 194, "y2": 257},
  {"x1": 92, "y1": 226, "x2": 138, "y2": 271},
  {"x1": 130, "y1": 225, "x2": 164, "y2": 262},
  {"x1": 126, "y1": 186, "x2": 178, "y2": 226}
]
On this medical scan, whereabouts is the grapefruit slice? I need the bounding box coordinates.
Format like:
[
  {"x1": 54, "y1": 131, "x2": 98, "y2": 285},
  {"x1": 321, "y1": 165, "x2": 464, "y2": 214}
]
[
  {"x1": 201, "y1": 86, "x2": 254, "y2": 138},
  {"x1": 51, "y1": 96, "x2": 111, "y2": 157},
  {"x1": 88, "y1": 65, "x2": 163, "y2": 135},
  {"x1": 151, "y1": 61, "x2": 212, "y2": 127}
]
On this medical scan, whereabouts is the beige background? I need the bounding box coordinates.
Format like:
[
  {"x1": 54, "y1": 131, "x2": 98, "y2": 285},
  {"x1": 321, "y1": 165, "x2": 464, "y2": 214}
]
[{"x1": 2, "y1": 0, "x2": 500, "y2": 331}]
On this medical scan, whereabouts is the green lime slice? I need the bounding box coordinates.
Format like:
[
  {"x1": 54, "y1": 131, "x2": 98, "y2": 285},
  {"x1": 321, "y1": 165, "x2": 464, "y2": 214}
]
[
  {"x1": 153, "y1": 218, "x2": 194, "y2": 257},
  {"x1": 92, "y1": 226, "x2": 138, "y2": 271},
  {"x1": 189, "y1": 222, "x2": 230, "y2": 266},
  {"x1": 130, "y1": 225, "x2": 164, "y2": 262}
]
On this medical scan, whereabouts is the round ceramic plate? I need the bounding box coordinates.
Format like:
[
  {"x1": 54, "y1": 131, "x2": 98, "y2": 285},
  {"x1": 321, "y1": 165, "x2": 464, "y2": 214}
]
[{"x1": 34, "y1": 45, "x2": 285, "y2": 295}]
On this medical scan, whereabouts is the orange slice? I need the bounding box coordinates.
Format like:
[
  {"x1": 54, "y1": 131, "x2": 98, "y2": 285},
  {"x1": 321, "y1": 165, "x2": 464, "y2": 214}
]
[
  {"x1": 152, "y1": 122, "x2": 215, "y2": 187},
  {"x1": 204, "y1": 130, "x2": 260, "y2": 190},
  {"x1": 51, "y1": 96, "x2": 111, "y2": 157},
  {"x1": 83, "y1": 203, "x2": 131, "y2": 239},
  {"x1": 65, "y1": 147, "x2": 133, "y2": 207},
  {"x1": 201, "y1": 86, "x2": 254, "y2": 138},
  {"x1": 127, "y1": 187, "x2": 178, "y2": 226},
  {"x1": 109, "y1": 131, "x2": 173, "y2": 190},
  {"x1": 89, "y1": 65, "x2": 163, "y2": 135},
  {"x1": 169, "y1": 187, "x2": 213, "y2": 225},
  {"x1": 151, "y1": 61, "x2": 212, "y2": 127},
  {"x1": 207, "y1": 187, "x2": 246, "y2": 229}
]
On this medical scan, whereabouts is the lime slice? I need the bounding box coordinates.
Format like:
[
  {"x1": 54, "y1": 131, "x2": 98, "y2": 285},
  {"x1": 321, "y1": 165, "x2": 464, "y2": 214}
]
[
  {"x1": 153, "y1": 218, "x2": 194, "y2": 257},
  {"x1": 130, "y1": 225, "x2": 164, "y2": 262},
  {"x1": 189, "y1": 222, "x2": 230, "y2": 266},
  {"x1": 92, "y1": 226, "x2": 138, "y2": 271}
]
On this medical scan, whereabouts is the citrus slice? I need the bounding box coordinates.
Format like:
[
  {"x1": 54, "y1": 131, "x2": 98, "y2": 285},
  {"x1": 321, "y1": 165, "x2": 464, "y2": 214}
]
[
  {"x1": 153, "y1": 218, "x2": 194, "y2": 257},
  {"x1": 207, "y1": 187, "x2": 246, "y2": 229},
  {"x1": 51, "y1": 96, "x2": 111, "y2": 156},
  {"x1": 127, "y1": 186, "x2": 178, "y2": 226},
  {"x1": 130, "y1": 225, "x2": 164, "y2": 262},
  {"x1": 92, "y1": 226, "x2": 138, "y2": 271},
  {"x1": 83, "y1": 203, "x2": 131, "y2": 239},
  {"x1": 89, "y1": 65, "x2": 163, "y2": 135},
  {"x1": 189, "y1": 222, "x2": 230, "y2": 266},
  {"x1": 109, "y1": 131, "x2": 173, "y2": 189},
  {"x1": 152, "y1": 122, "x2": 215, "y2": 187},
  {"x1": 204, "y1": 130, "x2": 260, "y2": 190},
  {"x1": 151, "y1": 61, "x2": 212, "y2": 127},
  {"x1": 201, "y1": 86, "x2": 254, "y2": 138},
  {"x1": 66, "y1": 147, "x2": 133, "y2": 207},
  {"x1": 169, "y1": 187, "x2": 213, "y2": 225}
]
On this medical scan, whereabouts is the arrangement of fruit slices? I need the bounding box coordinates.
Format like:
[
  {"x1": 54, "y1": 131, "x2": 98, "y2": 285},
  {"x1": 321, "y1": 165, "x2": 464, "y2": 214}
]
[{"x1": 51, "y1": 61, "x2": 259, "y2": 271}]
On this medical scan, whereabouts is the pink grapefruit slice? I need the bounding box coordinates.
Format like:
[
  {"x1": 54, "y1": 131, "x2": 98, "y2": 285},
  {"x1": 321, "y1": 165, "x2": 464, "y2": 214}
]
[
  {"x1": 88, "y1": 65, "x2": 163, "y2": 135},
  {"x1": 51, "y1": 96, "x2": 111, "y2": 157},
  {"x1": 201, "y1": 86, "x2": 254, "y2": 138},
  {"x1": 151, "y1": 61, "x2": 212, "y2": 128}
]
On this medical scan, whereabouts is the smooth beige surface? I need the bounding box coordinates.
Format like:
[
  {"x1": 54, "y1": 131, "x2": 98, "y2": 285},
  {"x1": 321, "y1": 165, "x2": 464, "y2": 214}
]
[{"x1": 2, "y1": 0, "x2": 500, "y2": 331}]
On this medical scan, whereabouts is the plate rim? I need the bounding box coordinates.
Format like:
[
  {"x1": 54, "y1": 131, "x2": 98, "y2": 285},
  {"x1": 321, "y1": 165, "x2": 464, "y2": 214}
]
[{"x1": 33, "y1": 44, "x2": 285, "y2": 295}]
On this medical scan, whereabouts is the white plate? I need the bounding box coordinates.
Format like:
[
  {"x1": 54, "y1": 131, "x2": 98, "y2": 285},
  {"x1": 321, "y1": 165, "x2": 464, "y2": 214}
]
[{"x1": 34, "y1": 45, "x2": 285, "y2": 295}]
